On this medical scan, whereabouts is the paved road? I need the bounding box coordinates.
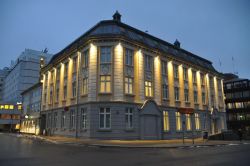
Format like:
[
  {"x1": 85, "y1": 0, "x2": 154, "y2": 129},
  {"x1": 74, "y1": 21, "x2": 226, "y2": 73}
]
[{"x1": 0, "y1": 133, "x2": 250, "y2": 166}]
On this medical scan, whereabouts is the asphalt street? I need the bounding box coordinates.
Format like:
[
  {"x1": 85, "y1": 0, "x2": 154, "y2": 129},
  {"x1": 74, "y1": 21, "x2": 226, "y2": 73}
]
[{"x1": 0, "y1": 133, "x2": 250, "y2": 166}]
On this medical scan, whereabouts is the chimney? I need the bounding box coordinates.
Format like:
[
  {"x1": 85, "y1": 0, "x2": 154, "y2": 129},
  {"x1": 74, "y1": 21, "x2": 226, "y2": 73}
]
[
  {"x1": 113, "y1": 10, "x2": 121, "y2": 22},
  {"x1": 174, "y1": 39, "x2": 181, "y2": 48}
]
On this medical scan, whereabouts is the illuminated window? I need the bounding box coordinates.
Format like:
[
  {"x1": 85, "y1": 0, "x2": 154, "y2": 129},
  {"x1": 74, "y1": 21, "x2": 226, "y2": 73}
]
[
  {"x1": 100, "y1": 76, "x2": 111, "y2": 93},
  {"x1": 186, "y1": 114, "x2": 191, "y2": 131},
  {"x1": 174, "y1": 64, "x2": 179, "y2": 79},
  {"x1": 192, "y1": 71, "x2": 196, "y2": 83},
  {"x1": 81, "y1": 108, "x2": 87, "y2": 129},
  {"x1": 183, "y1": 67, "x2": 188, "y2": 81},
  {"x1": 145, "y1": 81, "x2": 153, "y2": 97},
  {"x1": 194, "y1": 90, "x2": 198, "y2": 103},
  {"x1": 61, "y1": 111, "x2": 66, "y2": 128},
  {"x1": 125, "y1": 49, "x2": 133, "y2": 66},
  {"x1": 195, "y1": 113, "x2": 200, "y2": 130},
  {"x1": 100, "y1": 47, "x2": 111, "y2": 63},
  {"x1": 125, "y1": 108, "x2": 133, "y2": 129},
  {"x1": 82, "y1": 50, "x2": 89, "y2": 68},
  {"x1": 184, "y1": 89, "x2": 189, "y2": 102},
  {"x1": 163, "y1": 111, "x2": 169, "y2": 131},
  {"x1": 82, "y1": 78, "x2": 88, "y2": 95},
  {"x1": 125, "y1": 77, "x2": 133, "y2": 94},
  {"x1": 70, "y1": 109, "x2": 75, "y2": 128},
  {"x1": 202, "y1": 92, "x2": 206, "y2": 104},
  {"x1": 174, "y1": 87, "x2": 179, "y2": 101},
  {"x1": 99, "y1": 108, "x2": 111, "y2": 129},
  {"x1": 176, "y1": 112, "x2": 182, "y2": 131}
]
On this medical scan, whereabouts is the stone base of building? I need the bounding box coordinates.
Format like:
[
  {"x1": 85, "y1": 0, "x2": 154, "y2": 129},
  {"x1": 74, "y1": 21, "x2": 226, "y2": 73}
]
[{"x1": 40, "y1": 100, "x2": 227, "y2": 140}]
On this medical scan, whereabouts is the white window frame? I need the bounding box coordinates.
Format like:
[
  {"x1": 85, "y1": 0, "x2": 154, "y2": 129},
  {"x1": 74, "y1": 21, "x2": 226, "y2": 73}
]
[
  {"x1": 81, "y1": 108, "x2": 87, "y2": 129},
  {"x1": 99, "y1": 108, "x2": 111, "y2": 129},
  {"x1": 125, "y1": 108, "x2": 133, "y2": 129}
]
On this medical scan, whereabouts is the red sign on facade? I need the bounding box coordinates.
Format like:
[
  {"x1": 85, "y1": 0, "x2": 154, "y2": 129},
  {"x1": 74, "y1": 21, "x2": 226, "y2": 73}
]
[{"x1": 178, "y1": 108, "x2": 194, "y2": 114}]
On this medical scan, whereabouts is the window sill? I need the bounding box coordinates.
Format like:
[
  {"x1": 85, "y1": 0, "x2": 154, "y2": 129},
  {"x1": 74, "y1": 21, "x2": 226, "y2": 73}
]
[
  {"x1": 175, "y1": 100, "x2": 181, "y2": 103},
  {"x1": 124, "y1": 128, "x2": 134, "y2": 132},
  {"x1": 98, "y1": 93, "x2": 112, "y2": 95},
  {"x1": 185, "y1": 101, "x2": 190, "y2": 104},
  {"x1": 54, "y1": 101, "x2": 59, "y2": 104},
  {"x1": 194, "y1": 103, "x2": 199, "y2": 106},
  {"x1": 70, "y1": 97, "x2": 76, "y2": 100},
  {"x1": 163, "y1": 130, "x2": 170, "y2": 133},
  {"x1": 145, "y1": 96, "x2": 154, "y2": 100},
  {"x1": 81, "y1": 94, "x2": 88, "y2": 97},
  {"x1": 125, "y1": 93, "x2": 135, "y2": 97},
  {"x1": 98, "y1": 129, "x2": 112, "y2": 132},
  {"x1": 162, "y1": 98, "x2": 170, "y2": 101},
  {"x1": 69, "y1": 129, "x2": 76, "y2": 132},
  {"x1": 80, "y1": 129, "x2": 87, "y2": 132},
  {"x1": 61, "y1": 99, "x2": 66, "y2": 103}
]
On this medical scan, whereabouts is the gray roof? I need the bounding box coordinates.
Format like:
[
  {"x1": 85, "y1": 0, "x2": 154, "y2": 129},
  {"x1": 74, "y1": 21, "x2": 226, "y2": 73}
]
[{"x1": 49, "y1": 20, "x2": 217, "y2": 72}]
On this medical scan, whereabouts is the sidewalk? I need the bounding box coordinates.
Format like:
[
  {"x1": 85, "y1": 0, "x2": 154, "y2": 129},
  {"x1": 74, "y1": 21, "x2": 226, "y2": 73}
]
[{"x1": 10, "y1": 133, "x2": 250, "y2": 148}]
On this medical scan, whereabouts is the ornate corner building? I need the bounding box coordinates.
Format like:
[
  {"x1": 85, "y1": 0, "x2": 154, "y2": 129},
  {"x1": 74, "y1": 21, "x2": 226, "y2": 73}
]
[{"x1": 40, "y1": 12, "x2": 226, "y2": 139}]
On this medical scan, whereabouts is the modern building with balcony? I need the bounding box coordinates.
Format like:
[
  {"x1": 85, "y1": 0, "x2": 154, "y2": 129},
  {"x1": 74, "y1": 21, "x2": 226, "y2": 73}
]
[
  {"x1": 224, "y1": 73, "x2": 250, "y2": 138},
  {"x1": 40, "y1": 12, "x2": 226, "y2": 139}
]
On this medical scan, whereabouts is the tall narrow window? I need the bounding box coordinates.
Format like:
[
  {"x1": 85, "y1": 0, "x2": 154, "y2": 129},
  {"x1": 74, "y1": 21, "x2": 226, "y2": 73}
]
[
  {"x1": 64, "y1": 62, "x2": 68, "y2": 77},
  {"x1": 176, "y1": 112, "x2": 182, "y2": 131},
  {"x1": 145, "y1": 81, "x2": 153, "y2": 97},
  {"x1": 174, "y1": 87, "x2": 179, "y2": 101},
  {"x1": 144, "y1": 55, "x2": 153, "y2": 71},
  {"x1": 200, "y1": 74, "x2": 204, "y2": 85},
  {"x1": 82, "y1": 50, "x2": 89, "y2": 95},
  {"x1": 183, "y1": 67, "x2": 187, "y2": 81},
  {"x1": 194, "y1": 90, "x2": 198, "y2": 103},
  {"x1": 202, "y1": 92, "x2": 206, "y2": 104},
  {"x1": 81, "y1": 108, "x2": 87, "y2": 129},
  {"x1": 195, "y1": 113, "x2": 200, "y2": 130},
  {"x1": 100, "y1": 47, "x2": 111, "y2": 93},
  {"x1": 61, "y1": 111, "x2": 65, "y2": 128},
  {"x1": 125, "y1": 48, "x2": 134, "y2": 95},
  {"x1": 49, "y1": 85, "x2": 53, "y2": 104},
  {"x1": 53, "y1": 112, "x2": 57, "y2": 128},
  {"x1": 186, "y1": 114, "x2": 191, "y2": 131},
  {"x1": 125, "y1": 77, "x2": 133, "y2": 94},
  {"x1": 56, "y1": 80, "x2": 59, "y2": 102},
  {"x1": 73, "y1": 56, "x2": 77, "y2": 73},
  {"x1": 163, "y1": 111, "x2": 169, "y2": 131},
  {"x1": 162, "y1": 61, "x2": 168, "y2": 99},
  {"x1": 174, "y1": 64, "x2": 179, "y2": 79},
  {"x1": 99, "y1": 108, "x2": 111, "y2": 129},
  {"x1": 72, "y1": 81, "x2": 76, "y2": 98},
  {"x1": 184, "y1": 89, "x2": 189, "y2": 102},
  {"x1": 100, "y1": 76, "x2": 111, "y2": 93},
  {"x1": 125, "y1": 108, "x2": 133, "y2": 129},
  {"x1": 192, "y1": 71, "x2": 196, "y2": 83},
  {"x1": 70, "y1": 109, "x2": 75, "y2": 128}
]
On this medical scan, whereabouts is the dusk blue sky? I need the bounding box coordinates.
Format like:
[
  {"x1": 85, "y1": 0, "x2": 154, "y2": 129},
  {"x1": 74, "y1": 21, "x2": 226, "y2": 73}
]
[{"x1": 1, "y1": 0, "x2": 249, "y2": 78}]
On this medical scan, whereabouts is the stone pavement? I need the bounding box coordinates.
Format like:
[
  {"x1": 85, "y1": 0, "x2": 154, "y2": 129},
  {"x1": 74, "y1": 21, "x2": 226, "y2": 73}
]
[{"x1": 9, "y1": 133, "x2": 250, "y2": 148}]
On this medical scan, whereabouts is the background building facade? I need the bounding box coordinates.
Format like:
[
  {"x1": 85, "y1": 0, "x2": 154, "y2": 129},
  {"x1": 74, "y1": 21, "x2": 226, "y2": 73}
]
[
  {"x1": 40, "y1": 12, "x2": 226, "y2": 139},
  {"x1": 20, "y1": 83, "x2": 41, "y2": 135},
  {"x1": 224, "y1": 73, "x2": 250, "y2": 139},
  {"x1": 2, "y1": 49, "x2": 52, "y2": 103},
  {"x1": 0, "y1": 67, "x2": 10, "y2": 102}
]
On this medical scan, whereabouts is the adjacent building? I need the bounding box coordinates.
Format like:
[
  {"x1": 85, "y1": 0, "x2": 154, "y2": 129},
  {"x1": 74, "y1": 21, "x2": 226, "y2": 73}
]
[
  {"x1": 40, "y1": 12, "x2": 226, "y2": 139},
  {"x1": 2, "y1": 49, "x2": 52, "y2": 103},
  {"x1": 0, "y1": 67, "x2": 10, "y2": 102},
  {"x1": 20, "y1": 82, "x2": 41, "y2": 135},
  {"x1": 224, "y1": 73, "x2": 250, "y2": 138},
  {"x1": 0, "y1": 103, "x2": 22, "y2": 131}
]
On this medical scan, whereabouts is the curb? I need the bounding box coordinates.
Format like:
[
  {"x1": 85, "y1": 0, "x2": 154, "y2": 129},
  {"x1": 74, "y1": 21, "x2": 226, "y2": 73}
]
[{"x1": 7, "y1": 133, "x2": 250, "y2": 149}]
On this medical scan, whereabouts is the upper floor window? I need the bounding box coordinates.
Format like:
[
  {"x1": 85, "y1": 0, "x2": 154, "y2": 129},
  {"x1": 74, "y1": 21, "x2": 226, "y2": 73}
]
[
  {"x1": 82, "y1": 78, "x2": 88, "y2": 95},
  {"x1": 202, "y1": 92, "x2": 206, "y2": 104},
  {"x1": 161, "y1": 61, "x2": 167, "y2": 75},
  {"x1": 200, "y1": 74, "x2": 204, "y2": 85},
  {"x1": 183, "y1": 67, "x2": 187, "y2": 81},
  {"x1": 100, "y1": 76, "x2": 111, "y2": 93},
  {"x1": 125, "y1": 77, "x2": 133, "y2": 94},
  {"x1": 192, "y1": 71, "x2": 196, "y2": 83},
  {"x1": 125, "y1": 49, "x2": 133, "y2": 66},
  {"x1": 174, "y1": 64, "x2": 179, "y2": 79},
  {"x1": 144, "y1": 55, "x2": 153, "y2": 71},
  {"x1": 64, "y1": 62, "x2": 68, "y2": 77},
  {"x1": 82, "y1": 50, "x2": 89, "y2": 68},
  {"x1": 100, "y1": 47, "x2": 111, "y2": 63},
  {"x1": 145, "y1": 81, "x2": 153, "y2": 97},
  {"x1": 56, "y1": 66, "x2": 60, "y2": 80},
  {"x1": 184, "y1": 89, "x2": 189, "y2": 102},
  {"x1": 73, "y1": 56, "x2": 77, "y2": 73},
  {"x1": 72, "y1": 82, "x2": 76, "y2": 98},
  {"x1": 194, "y1": 90, "x2": 198, "y2": 103},
  {"x1": 174, "y1": 87, "x2": 179, "y2": 101}
]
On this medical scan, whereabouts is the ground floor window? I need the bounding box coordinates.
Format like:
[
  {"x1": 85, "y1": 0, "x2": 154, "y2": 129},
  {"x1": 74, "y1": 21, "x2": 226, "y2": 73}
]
[
  {"x1": 125, "y1": 108, "x2": 133, "y2": 129},
  {"x1": 61, "y1": 111, "x2": 65, "y2": 128},
  {"x1": 185, "y1": 114, "x2": 191, "y2": 131},
  {"x1": 53, "y1": 112, "x2": 57, "y2": 128},
  {"x1": 195, "y1": 113, "x2": 200, "y2": 130},
  {"x1": 176, "y1": 112, "x2": 182, "y2": 131},
  {"x1": 99, "y1": 108, "x2": 111, "y2": 129},
  {"x1": 70, "y1": 109, "x2": 75, "y2": 129},
  {"x1": 163, "y1": 111, "x2": 169, "y2": 131},
  {"x1": 81, "y1": 108, "x2": 87, "y2": 129}
]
